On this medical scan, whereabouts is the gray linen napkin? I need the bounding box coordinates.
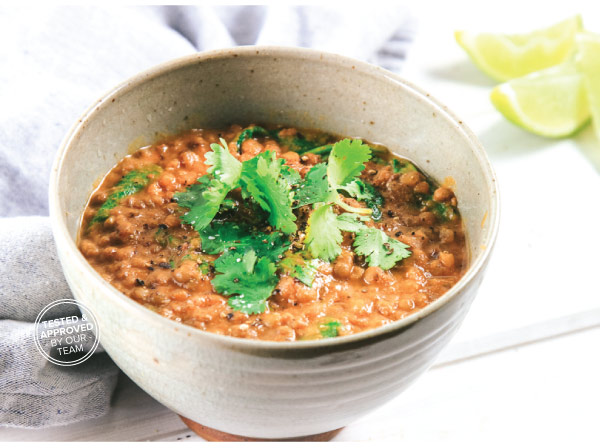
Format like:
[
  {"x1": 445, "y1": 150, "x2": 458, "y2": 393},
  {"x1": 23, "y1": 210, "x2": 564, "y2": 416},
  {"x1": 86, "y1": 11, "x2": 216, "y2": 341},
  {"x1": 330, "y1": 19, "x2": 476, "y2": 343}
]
[{"x1": 0, "y1": 5, "x2": 415, "y2": 428}]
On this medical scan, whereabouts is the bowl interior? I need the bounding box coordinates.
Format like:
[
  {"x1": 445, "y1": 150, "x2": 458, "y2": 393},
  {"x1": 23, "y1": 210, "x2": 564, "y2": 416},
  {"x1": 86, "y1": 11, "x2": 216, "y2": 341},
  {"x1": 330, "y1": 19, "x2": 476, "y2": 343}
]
[{"x1": 54, "y1": 46, "x2": 497, "y2": 310}]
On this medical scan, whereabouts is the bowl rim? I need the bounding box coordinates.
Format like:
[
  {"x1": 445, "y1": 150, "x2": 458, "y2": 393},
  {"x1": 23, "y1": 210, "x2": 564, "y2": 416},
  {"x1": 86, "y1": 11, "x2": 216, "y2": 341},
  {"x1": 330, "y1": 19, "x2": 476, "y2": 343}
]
[{"x1": 49, "y1": 45, "x2": 500, "y2": 350}]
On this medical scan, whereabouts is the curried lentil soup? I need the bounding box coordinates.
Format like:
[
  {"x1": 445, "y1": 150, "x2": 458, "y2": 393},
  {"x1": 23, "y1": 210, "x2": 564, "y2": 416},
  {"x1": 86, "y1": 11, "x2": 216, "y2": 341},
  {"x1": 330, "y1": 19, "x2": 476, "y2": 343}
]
[{"x1": 79, "y1": 124, "x2": 467, "y2": 341}]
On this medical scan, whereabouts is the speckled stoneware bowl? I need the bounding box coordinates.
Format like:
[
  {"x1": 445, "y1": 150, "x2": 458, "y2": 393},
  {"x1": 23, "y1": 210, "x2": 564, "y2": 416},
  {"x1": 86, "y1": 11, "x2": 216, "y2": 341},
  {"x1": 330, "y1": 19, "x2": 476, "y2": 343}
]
[{"x1": 49, "y1": 46, "x2": 499, "y2": 440}]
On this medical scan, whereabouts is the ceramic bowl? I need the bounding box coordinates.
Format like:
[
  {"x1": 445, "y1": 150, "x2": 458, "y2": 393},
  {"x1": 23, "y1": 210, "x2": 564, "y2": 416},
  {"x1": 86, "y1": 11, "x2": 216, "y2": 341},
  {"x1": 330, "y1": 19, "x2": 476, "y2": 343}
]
[{"x1": 49, "y1": 46, "x2": 499, "y2": 439}]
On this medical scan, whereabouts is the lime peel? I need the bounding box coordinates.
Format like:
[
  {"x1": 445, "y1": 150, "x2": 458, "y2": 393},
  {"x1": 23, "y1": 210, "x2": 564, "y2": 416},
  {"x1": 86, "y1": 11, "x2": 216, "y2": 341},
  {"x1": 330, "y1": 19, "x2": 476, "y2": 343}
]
[{"x1": 490, "y1": 62, "x2": 590, "y2": 138}]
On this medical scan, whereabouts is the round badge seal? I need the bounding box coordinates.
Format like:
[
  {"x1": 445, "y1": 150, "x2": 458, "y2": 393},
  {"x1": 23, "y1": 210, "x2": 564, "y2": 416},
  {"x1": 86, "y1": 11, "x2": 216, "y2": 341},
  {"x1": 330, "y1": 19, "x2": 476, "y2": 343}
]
[{"x1": 34, "y1": 299, "x2": 100, "y2": 366}]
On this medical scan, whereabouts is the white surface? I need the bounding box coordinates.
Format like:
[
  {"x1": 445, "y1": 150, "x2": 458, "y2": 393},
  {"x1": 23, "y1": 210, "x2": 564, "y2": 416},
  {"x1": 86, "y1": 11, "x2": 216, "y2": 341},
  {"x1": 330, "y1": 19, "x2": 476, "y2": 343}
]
[
  {"x1": 2, "y1": 1, "x2": 600, "y2": 443},
  {"x1": 403, "y1": 0, "x2": 600, "y2": 343}
]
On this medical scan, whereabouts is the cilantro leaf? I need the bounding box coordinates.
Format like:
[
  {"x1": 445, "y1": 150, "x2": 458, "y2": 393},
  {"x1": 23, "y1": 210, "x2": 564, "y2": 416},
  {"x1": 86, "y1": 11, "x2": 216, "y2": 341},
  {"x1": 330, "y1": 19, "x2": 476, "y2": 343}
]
[
  {"x1": 336, "y1": 213, "x2": 370, "y2": 233},
  {"x1": 327, "y1": 139, "x2": 371, "y2": 188},
  {"x1": 280, "y1": 164, "x2": 302, "y2": 187},
  {"x1": 337, "y1": 213, "x2": 411, "y2": 269},
  {"x1": 173, "y1": 176, "x2": 233, "y2": 232},
  {"x1": 353, "y1": 226, "x2": 411, "y2": 270},
  {"x1": 279, "y1": 252, "x2": 319, "y2": 286},
  {"x1": 240, "y1": 151, "x2": 297, "y2": 234},
  {"x1": 305, "y1": 204, "x2": 343, "y2": 261},
  {"x1": 199, "y1": 222, "x2": 290, "y2": 261},
  {"x1": 212, "y1": 250, "x2": 278, "y2": 314},
  {"x1": 90, "y1": 165, "x2": 162, "y2": 224},
  {"x1": 338, "y1": 179, "x2": 384, "y2": 220},
  {"x1": 205, "y1": 138, "x2": 241, "y2": 187},
  {"x1": 299, "y1": 139, "x2": 378, "y2": 260},
  {"x1": 294, "y1": 140, "x2": 372, "y2": 216},
  {"x1": 292, "y1": 263, "x2": 318, "y2": 286},
  {"x1": 294, "y1": 163, "x2": 335, "y2": 208},
  {"x1": 319, "y1": 320, "x2": 341, "y2": 338}
]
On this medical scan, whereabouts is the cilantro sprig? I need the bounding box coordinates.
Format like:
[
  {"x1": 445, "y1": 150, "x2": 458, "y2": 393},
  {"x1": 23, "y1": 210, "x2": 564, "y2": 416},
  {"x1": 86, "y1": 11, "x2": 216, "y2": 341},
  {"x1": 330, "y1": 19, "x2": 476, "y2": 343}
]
[
  {"x1": 295, "y1": 139, "x2": 374, "y2": 216},
  {"x1": 174, "y1": 139, "x2": 296, "y2": 235},
  {"x1": 174, "y1": 139, "x2": 241, "y2": 232},
  {"x1": 173, "y1": 132, "x2": 413, "y2": 315},
  {"x1": 301, "y1": 139, "x2": 402, "y2": 262}
]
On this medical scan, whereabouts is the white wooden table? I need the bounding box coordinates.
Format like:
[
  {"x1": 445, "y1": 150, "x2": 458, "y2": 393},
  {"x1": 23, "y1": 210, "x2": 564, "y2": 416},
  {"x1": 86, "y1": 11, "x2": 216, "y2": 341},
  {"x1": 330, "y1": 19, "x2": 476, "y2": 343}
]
[{"x1": 3, "y1": 2, "x2": 599, "y2": 443}]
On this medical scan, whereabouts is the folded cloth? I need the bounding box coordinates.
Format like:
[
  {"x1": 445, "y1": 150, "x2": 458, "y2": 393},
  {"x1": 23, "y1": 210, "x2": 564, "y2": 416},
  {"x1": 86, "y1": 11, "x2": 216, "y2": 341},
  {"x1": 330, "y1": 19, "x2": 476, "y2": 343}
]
[
  {"x1": 0, "y1": 217, "x2": 119, "y2": 427},
  {"x1": 0, "y1": 5, "x2": 415, "y2": 428}
]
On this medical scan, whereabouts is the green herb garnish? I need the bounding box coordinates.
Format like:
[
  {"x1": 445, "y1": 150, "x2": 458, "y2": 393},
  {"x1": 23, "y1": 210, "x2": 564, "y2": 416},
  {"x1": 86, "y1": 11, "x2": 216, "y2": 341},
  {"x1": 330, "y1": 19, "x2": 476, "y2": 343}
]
[
  {"x1": 392, "y1": 158, "x2": 417, "y2": 174},
  {"x1": 212, "y1": 250, "x2": 278, "y2": 314},
  {"x1": 319, "y1": 320, "x2": 341, "y2": 338},
  {"x1": 305, "y1": 204, "x2": 344, "y2": 261},
  {"x1": 173, "y1": 139, "x2": 242, "y2": 232},
  {"x1": 239, "y1": 151, "x2": 297, "y2": 234},
  {"x1": 301, "y1": 139, "x2": 391, "y2": 261},
  {"x1": 337, "y1": 213, "x2": 411, "y2": 269},
  {"x1": 237, "y1": 126, "x2": 327, "y2": 154},
  {"x1": 173, "y1": 134, "x2": 413, "y2": 314},
  {"x1": 279, "y1": 252, "x2": 319, "y2": 287},
  {"x1": 199, "y1": 222, "x2": 290, "y2": 261},
  {"x1": 337, "y1": 179, "x2": 384, "y2": 221},
  {"x1": 90, "y1": 165, "x2": 162, "y2": 225},
  {"x1": 236, "y1": 126, "x2": 271, "y2": 151},
  {"x1": 295, "y1": 139, "x2": 374, "y2": 216}
]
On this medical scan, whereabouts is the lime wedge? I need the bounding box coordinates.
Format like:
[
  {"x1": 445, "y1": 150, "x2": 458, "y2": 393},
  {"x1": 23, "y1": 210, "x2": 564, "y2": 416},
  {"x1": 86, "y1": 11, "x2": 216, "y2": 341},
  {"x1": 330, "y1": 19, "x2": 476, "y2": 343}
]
[
  {"x1": 456, "y1": 15, "x2": 582, "y2": 81},
  {"x1": 490, "y1": 62, "x2": 590, "y2": 138},
  {"x1": 576, "y1": 32, "x2": 600, "y2": 141}
]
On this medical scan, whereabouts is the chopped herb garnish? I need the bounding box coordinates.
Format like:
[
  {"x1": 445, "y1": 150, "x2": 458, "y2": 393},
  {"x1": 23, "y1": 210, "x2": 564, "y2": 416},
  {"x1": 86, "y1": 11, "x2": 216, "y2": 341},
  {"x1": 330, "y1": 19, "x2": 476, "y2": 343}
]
[
  {"x1": 338, "y1": 179, "x2": 384, "y2": 221},
  {"x1": 353, "y1": 226, "x2": 411, "y2": 270},
  {"x1": 273, "y1": 130, "x2": 324, "y2": 154},
  {"x1": 90, "y1": 165, "x2": 162, "y2": 225},
  {"x1": 280, "y1": 252, "x2": 319, "y2": 287},
  {"x1": 327, "y1": 139, "x2": 372, "y2": 188},
  {"x1": 392, "y1": 158, "x2": 417, "y2": 174},
  {"x1": 320, "y1": 320, "x2": 341, "y2": 338},
  {"x1": 291, "y1": 262, "x2": 318, "y2": 287},
  {"x1": 280, "y1": 164, "x2": 302, "y2": 187}
]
